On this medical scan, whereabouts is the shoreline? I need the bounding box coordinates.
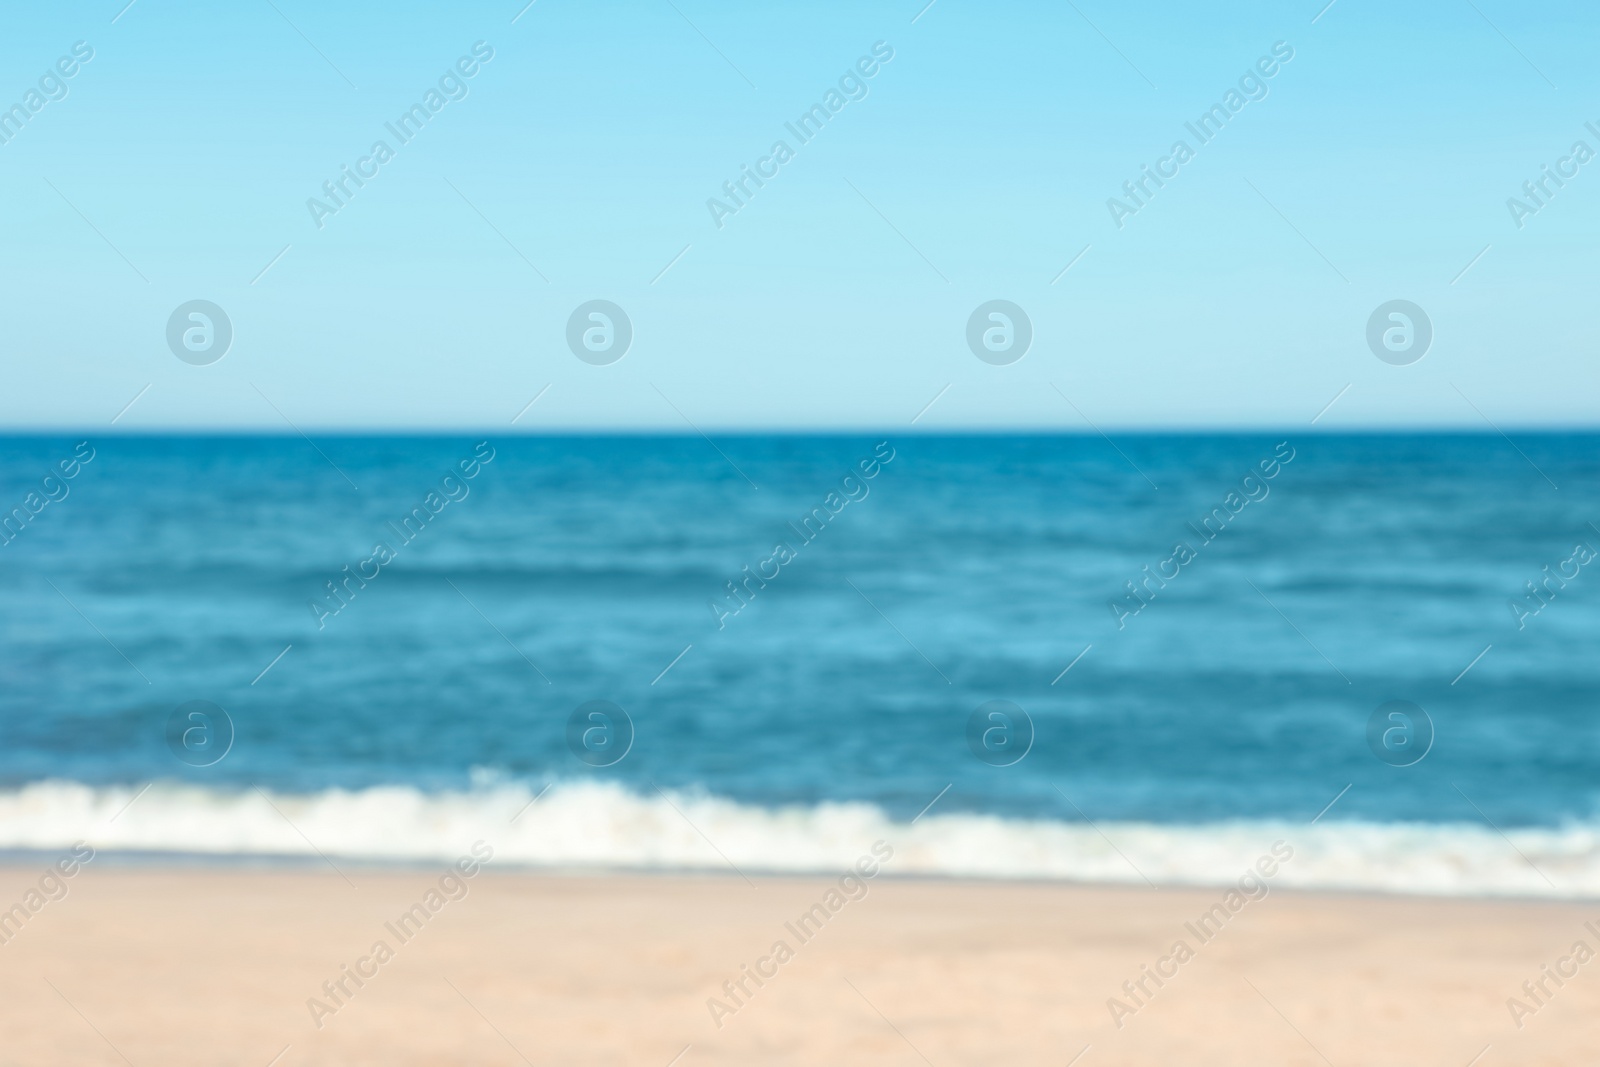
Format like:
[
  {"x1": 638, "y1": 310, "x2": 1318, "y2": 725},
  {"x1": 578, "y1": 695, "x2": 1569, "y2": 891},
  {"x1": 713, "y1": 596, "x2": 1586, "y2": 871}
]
[
  {"x1": 3, "y1": 779, "x2": 1593, "y2": 900},
  {"x1": 2, "y1": 866, "x2": 1596, "y2": 1064},
  {"x1": 2, "y1": 849, "x2": 1597, "y2": 905}
]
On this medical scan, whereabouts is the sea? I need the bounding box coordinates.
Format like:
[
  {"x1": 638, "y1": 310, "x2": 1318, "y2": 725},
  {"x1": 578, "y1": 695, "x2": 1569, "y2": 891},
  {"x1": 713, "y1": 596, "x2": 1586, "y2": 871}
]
[{"x1": 1, "y1": 432, "x2": 1597, "y2": 897}]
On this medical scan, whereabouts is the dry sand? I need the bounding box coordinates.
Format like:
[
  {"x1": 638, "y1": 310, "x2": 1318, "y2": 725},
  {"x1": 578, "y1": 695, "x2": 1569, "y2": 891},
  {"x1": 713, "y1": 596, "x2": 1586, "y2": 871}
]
[{"x1": 0, "y1": 863, "x2": 1595, "y2": 1065}]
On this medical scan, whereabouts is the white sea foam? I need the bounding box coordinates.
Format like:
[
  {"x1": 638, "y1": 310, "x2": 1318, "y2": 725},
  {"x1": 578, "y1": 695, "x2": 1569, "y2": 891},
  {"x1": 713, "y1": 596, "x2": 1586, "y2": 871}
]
[{"x1": 1, "y1": 779, "x2": 1596, "y2": 898}]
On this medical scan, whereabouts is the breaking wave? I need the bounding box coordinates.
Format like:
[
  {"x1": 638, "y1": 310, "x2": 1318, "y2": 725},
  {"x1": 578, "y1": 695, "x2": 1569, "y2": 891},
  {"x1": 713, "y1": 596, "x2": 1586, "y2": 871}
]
[{"x1": 0, "y1": 779, "x2": 1595, "y2": 898}]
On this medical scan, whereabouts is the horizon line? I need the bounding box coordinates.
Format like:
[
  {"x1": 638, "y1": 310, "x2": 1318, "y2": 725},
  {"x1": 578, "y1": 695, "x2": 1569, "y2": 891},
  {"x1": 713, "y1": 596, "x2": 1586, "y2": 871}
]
[{"x1": 3, "y1": 425, "x2": 1599, "y2": 437}]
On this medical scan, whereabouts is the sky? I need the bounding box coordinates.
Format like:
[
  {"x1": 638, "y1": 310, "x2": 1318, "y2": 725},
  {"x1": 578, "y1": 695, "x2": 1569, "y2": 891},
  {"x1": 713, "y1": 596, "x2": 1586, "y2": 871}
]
[{"x1": 1, "y1": 0, "x2": 1596, "y2": 431}]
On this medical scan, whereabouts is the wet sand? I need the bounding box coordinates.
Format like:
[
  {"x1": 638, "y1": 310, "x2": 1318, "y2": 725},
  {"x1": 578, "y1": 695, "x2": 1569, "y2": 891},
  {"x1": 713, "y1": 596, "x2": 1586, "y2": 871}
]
[{"x1": 0, "y1": 865, "x2": 1594, "y2": 1065}]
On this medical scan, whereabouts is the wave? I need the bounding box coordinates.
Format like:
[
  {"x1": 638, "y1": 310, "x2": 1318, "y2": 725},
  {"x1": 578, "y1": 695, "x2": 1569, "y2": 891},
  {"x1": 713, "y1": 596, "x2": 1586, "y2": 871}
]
[{"x1": 0, "y1": 779, "x2": 1596, "y2": 898}]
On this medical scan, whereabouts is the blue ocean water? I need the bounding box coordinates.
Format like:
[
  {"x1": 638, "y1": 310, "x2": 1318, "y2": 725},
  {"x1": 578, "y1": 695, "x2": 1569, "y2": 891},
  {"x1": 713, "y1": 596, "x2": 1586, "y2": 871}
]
[{"x1": 1, "y1": 433, "x2": 1597, "y2": 891}]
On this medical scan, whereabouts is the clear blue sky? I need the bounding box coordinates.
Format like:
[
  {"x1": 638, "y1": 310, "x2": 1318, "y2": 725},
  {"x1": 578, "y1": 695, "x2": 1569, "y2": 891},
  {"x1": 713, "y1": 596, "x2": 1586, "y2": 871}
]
[{"x1": 2, "y1": 0, "x2": 1595, "y2": 430}]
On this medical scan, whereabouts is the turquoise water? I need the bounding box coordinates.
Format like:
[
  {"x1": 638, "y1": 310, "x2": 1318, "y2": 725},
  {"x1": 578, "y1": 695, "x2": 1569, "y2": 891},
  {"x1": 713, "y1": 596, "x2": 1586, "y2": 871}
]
[{"x1": 0, "y1": 433, "x2": 1596, "y2": 891}]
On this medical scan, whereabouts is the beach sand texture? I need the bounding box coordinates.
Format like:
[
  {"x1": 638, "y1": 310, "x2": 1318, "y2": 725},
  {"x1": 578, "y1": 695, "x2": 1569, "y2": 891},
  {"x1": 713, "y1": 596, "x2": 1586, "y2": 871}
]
[{"x1": 0, "y1": 867, "x2": 1594, "y2": 1065}]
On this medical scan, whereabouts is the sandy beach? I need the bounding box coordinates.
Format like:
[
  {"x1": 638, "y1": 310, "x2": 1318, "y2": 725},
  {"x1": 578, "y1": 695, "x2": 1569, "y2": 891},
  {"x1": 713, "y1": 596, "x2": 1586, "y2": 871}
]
[{"x1": 0, "y1": 864, "x2": 1595, "y2": 1066}]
